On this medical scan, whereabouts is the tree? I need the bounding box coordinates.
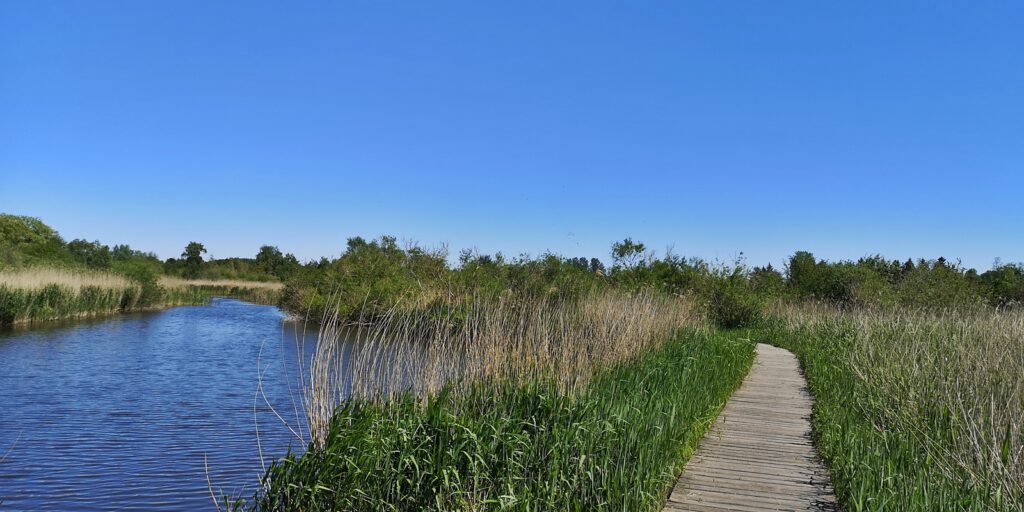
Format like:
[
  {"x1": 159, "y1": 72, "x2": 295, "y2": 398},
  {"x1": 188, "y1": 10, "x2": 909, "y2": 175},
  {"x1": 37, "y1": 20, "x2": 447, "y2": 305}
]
[
  {"x1": 112, "y1": 244, "x2": 134, "y2": 262},
  {"x1": 181, "y1": 241, "x2": 207, "y2": 278},
  {"x1": 751, "y1": 264, "x2": 785, "y2": 295},
  {"x1": 611, "y1": 238, "x2": 647, "y2": 270},
  {"x1": 256, "y1": 245, "x2": 299, "y2": 280},
  {"x1": 0, "y1": 214, "x2": 67, "y2": 265},
  {"x1": 256, "y1": 245, "x2": 284, "y2": 274},
  {"x1": 786, "y1": 251, "x2": 818, "y2": 294},
  {"x1": 980, "y1": 263, "x2": 1024, "y2": 306},
  {"x1": 67, "y1": 239, "x2": 112, "y2": 269}
]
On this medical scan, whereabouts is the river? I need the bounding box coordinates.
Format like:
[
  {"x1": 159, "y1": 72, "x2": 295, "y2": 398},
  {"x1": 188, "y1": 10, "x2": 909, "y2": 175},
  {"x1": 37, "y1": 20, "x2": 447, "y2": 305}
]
[{"x1": 0, "y1": 298, "x2": 315, "y2": 511}]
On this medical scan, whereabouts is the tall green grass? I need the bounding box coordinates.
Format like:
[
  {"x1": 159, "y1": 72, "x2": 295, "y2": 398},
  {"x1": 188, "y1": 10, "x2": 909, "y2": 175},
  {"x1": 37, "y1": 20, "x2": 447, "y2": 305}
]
[
  {"x1": 248, "y1": 329, "x2": 754, "y2": 510},
  {"x1": 0, "y1": 284, "x2": 142, "y2": 324},
  {"x1": 759, "y1": 303, "x2": 1023, "y2": 511}
]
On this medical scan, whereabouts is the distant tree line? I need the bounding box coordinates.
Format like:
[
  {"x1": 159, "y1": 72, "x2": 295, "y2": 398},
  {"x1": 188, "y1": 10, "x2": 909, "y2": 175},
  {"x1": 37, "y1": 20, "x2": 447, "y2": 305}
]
[
  {"x1": 0, "y1": 214, "x2": 297, "y2": 285},
  {"x1": 280, "y1": 234, "x2": 1024, "y2": 325},
  {"x1": 3, "y1": 213, "x2": 1023, "y2": 325}
]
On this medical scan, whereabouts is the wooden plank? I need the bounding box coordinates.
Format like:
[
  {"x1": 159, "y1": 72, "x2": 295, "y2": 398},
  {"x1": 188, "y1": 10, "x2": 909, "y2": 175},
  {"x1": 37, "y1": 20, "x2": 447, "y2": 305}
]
[
  {"x1": 673, "y1": 486, "x2": 819, "y2": 508},
  {"x1": 677, "y1": 469, "x2": 829, "y2": 491},
  {"x1": 663, "y1": 343, "x2": 838, "y2": 511}
]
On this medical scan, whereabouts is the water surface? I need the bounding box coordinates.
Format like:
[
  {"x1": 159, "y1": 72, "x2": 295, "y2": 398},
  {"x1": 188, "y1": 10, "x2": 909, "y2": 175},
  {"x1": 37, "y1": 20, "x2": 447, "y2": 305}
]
[{"x1": 0, "y1": 299, "x2": 314, "y2": 511}]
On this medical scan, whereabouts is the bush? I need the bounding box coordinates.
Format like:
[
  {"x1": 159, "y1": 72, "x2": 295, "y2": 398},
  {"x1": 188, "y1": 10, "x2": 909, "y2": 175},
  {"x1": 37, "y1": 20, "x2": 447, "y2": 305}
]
[
  {"x1": 114, "y1": 260, "x2": 164, "y2": 306},
  {"x1": 705, "y1": 272, "x2": 764, "y2": 329},
  {"x1": 895, "y1": 260, "x2": 984, "y2": 309}
]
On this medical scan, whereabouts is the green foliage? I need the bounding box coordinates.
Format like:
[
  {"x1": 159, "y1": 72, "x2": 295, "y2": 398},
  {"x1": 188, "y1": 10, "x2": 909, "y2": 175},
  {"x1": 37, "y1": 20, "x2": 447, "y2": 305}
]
[
  {"x1": 980, "y1": 263, "x2": 1024, "y2": 306},
  {"x1": 181, "y1": 241, "x2": 207, "y2": 278},
  {"x1": 783, "y1": 251, "x2": 996, "y2": 308},
  {"x1": 284, "y1": 237, "x2": 1024, "y2": 327},
  {"x1": 112, "y1": 244, "x2": 161, "y2": 264},
  {"x1": 5, "y1": 212, "x2": 1022, "y2": 316},
  {"x1": 113, "y1": 260, "x2": 164, "y2": 306},
  {"x1": 456, "y1": 250, "x2": 605, "y2": 299},
  {"x1": 246, "y1": 331, "x2": 755, "y2": 511},
  {"x1": 165, "y1": 283, "x2": 281, "y2": 306},
  {"x1": 750, "y1": 263, "x2": 785, "y2": 296},
  {"x1": 704, "y1": 267, "x2": 764, "y2": 329},
  {"x1": 894, "y1": 258, "x2": 982, "y2": 308},
  {"x1": 785, "y1": 251, "x2": 875, "y2": 303},
  {"x1": 197, "y1": 257, "x2": 277, "y2": 281},
  {"x1": 67, "y1": 239, "x2": 113, "y2": 269},
  {"x1": 610, "y1": 237, "x2": 646, "y2": 269},
  {"x1": 283, "y1": 236, "x2": 449, "y2": 321},
  {"x1": 255, "y1": 245, "x2": 300, "y2": 280},
  {"x1": 609, "y1": 250, "x2": 708, "y2": 295},
  {"x1": 4, "y1": 210, "x2": 1024, "y2": 322},
  {"x1": 0, "y1": 214, "x2": 295, "y2": 322},
  {"x1": 284, "y1": 237, "x2": 617, "y2": 324},
  {"x1": 163, "y1": 257, "x2": 184, "y2": 276},
  {"x1": 0, "y1": 282, "x2": 141, "y2": 325},
  {"x1": 0, "y1": 214, "x2": 68, "y2": 267}
]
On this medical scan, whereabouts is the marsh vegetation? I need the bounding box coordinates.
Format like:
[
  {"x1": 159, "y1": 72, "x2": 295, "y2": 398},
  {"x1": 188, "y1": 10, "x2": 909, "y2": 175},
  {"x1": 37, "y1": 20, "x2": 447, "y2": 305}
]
[
  {"x1": 762, "y1": 304, "x2": 1023, "y2": 511},
  {"x1": 245, "y1": 237, "x2": 1023, "y2": 511},
  {"x1": 3, "y1": 212, "x2": 1022, "y2": 510},
  {"x1": 246, "y1": 291, "x2": 754, "y2": 511},
  {"x1": 0, "y1": 214, "x2": 285, "y2": 325},
  {"x1": 0, "y1": 267, "x2": 283, "y2": 325}
]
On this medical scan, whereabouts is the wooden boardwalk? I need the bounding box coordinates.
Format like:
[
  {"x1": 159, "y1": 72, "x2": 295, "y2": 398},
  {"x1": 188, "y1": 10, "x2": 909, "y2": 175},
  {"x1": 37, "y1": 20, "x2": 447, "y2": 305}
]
[{"x1": 664, "y1": 343, "x2": 837, "y2": 511}]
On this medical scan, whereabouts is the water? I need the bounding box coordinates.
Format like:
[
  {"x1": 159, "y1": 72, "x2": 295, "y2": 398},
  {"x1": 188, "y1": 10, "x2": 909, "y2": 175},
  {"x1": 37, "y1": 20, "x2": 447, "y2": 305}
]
[{"x1": 0, "y1": 299, "x2": 316, "y2": 511}]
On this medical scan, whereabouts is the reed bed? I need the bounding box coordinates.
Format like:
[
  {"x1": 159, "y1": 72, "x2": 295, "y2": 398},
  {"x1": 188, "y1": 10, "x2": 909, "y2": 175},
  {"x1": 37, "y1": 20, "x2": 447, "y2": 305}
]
[
  {"x1": 0, "y1": 267, "x2": 136, "y2": 290},
  {"x1": 303, "y1": 290, "x2": 699, "y2": 445},
  {"x1": 247, "y1": 290, "x2": 755, "y2": 510},
  {"x1": 160, "y1": 277, "x2": 283, "y2": 306},
  {"x1": 0, "y1": 267, "x2": 142, "y2": 325},
  {"x1": 762, "y1": 303, "x2": 1024, "y2": 511},
  {"x1": 159, "y1": 277, "x2": 284, "y2": 291},
  {"x1": 0, "y1": 268, "x2": 285, "y2": 325}
]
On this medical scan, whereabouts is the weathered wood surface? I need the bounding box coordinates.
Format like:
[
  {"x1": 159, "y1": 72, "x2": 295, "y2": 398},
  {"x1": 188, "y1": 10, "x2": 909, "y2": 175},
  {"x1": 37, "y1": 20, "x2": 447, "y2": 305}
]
[{"x1": 664, "y1": 343, "x2": 838, "y2": 511}]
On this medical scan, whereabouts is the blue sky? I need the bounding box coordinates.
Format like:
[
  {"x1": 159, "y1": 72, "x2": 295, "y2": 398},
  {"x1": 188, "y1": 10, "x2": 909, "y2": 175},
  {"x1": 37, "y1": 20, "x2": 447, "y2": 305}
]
[{"x1": 1, "y1": 2, "x2": 1021, "y2": 270}]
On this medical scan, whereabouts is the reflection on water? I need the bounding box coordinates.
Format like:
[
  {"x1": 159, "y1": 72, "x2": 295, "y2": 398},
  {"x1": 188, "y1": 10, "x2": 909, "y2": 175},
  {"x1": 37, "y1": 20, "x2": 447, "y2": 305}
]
[{"x1": 0, "y1": 298, "x2": 316, "y2": 511}]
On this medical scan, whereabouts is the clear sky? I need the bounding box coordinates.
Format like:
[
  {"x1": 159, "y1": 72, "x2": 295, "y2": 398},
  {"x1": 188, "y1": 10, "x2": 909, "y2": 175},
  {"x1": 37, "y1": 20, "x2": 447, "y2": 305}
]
[{"x1": 1, "y1": 2, "x2": 1021, "y2": 270}]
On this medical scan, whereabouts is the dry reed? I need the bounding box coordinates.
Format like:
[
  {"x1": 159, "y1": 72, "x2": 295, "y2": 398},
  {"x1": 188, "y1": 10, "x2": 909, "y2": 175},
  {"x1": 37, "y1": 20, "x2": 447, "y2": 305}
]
[
  {"x1": 774, "y1": 302, "x2": 1024, "y2": 506},
  {"x1": 0, "y1": 267, "x2": 136, "y2": 291},
  {"x1": 300, "y1": 290, "x2": 701, "y2": 450},
  {"x1": 0, "y1": 267, "x2": 143, "y2": 324},
  {"x1": 159, "y1": 277, "x2": 284, "y2": 291}
]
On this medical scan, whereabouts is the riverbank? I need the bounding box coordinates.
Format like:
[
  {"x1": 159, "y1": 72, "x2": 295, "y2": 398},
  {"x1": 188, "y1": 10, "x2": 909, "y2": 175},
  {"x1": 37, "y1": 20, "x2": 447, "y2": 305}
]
[
  {"x1": 159, "y1": 277, "x2": 283, "y2": 306},
  {"x1": 0, "y1": 268, "x2": 283, "y2": 326},
  {"x1": 235, "y1": 291, "x2": 753, "y2": 510},
  {"x1": 253, "y1": 330, "x2": 753, "y2": 511}
]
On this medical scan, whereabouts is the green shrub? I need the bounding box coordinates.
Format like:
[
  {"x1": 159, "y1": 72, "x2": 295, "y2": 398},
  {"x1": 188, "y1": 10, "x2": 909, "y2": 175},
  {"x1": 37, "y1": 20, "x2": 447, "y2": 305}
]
[
  {"x1": 705, "y1": 272, "x2": 764, "y2": 328},
  {"x1": 115, "y1": 260, "x2": 163, "y2": 306}
]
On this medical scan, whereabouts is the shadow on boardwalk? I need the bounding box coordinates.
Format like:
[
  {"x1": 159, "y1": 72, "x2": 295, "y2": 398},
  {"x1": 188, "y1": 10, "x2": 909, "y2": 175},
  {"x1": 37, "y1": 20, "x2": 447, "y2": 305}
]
[{"x1": 664, "y1": 343, "x2": 838, "y2": 512}]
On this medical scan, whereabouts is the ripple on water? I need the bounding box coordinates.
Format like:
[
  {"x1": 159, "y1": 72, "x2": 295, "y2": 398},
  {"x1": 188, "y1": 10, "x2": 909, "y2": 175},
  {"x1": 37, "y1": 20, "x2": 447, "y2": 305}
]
[{"x1": 0, "y1": 298, "x2": 318, "y2": 511}]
